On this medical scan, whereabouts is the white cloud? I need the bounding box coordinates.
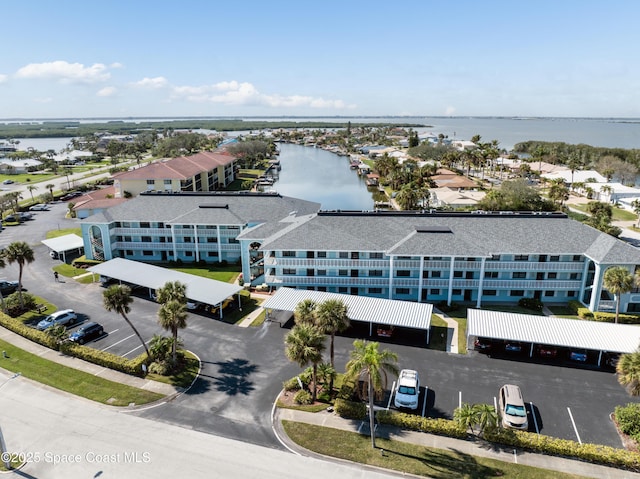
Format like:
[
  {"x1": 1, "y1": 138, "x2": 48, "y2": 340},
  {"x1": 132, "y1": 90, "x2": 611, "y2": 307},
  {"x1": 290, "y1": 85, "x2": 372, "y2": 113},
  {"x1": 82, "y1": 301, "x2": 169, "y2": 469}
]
[
  {"x1": 445, "y1": 106, "x2": 456, "y2": 116},
  {"x1": 170, "y1": 80, "x2": 353, "y2": 109},
  {"x1": 0, "y1": 74, "x2": 7, "y2": 83},
  {"x1": 133, "y1": 77, "x2": 169, "y2": 89},
  {"x1": 15, "y1": 61, "x2": 110, "y2": 83},
  {"x1": 110, "y1": 62, "x2": 124, "y2": 69},
  {"x1": 97, "y1": 86, "x2": 117, "y2": 97}
]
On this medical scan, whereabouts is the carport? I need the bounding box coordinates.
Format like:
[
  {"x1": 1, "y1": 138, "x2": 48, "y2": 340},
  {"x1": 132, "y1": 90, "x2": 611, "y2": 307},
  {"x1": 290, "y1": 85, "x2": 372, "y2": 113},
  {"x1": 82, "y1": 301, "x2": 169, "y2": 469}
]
[
  {"x1": 262, "y1": 287, "x2": 433, "y2": 343},
  {"x1": 41, "y1": 234, "x2": 84, "y2": 263},
  {"x1": 467, "y1": 308, "x2": 640, "y2": 365},
  {"x1": 87, "y1": 258, "x2": 242, "y2": 319}
]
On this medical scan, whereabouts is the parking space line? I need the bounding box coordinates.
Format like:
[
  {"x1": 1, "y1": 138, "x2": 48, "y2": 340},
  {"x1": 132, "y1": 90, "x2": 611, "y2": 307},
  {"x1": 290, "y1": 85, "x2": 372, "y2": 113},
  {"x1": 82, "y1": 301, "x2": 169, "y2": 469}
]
[
  {"x1": 530, "y1": 402, "x2": 539, "y2": 434},
  {"x1": 100, "y1": 334, "x2": 135, "y2": 351},
  {"x1": 458, "y1": 391, "x2": 462, "y2": 409},
  {"x1": 123, "y1": 339, "x2": 152, "y2": 357},
  {"x1": 421, "y1": 387, "x2": 428, "y2": 417},
  {"x1": 567, "y1": 407, "x2": 582, "y2": 444}
]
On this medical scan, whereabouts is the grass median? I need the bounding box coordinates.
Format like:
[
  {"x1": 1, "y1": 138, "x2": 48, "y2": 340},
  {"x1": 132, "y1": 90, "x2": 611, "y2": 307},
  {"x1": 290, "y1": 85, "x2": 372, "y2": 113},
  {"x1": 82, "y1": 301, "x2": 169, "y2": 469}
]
[
  {"x1": 0, "y1": 338, "x2": 164, "y2": 406},
  {"x1": 282, "y1": 421, "x2": 589, "y2": 479}
]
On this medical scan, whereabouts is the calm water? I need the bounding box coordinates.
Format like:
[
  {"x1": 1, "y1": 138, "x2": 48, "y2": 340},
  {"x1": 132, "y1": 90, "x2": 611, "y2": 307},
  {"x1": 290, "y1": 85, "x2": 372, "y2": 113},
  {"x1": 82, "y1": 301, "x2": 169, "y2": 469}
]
[{"x1": 270, "y1": 143, "x2": 376, "y2": 210}]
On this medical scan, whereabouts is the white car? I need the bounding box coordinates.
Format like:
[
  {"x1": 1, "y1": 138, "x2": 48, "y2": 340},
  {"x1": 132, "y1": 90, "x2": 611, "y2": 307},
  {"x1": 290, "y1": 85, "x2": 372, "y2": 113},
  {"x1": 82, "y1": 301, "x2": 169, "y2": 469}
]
[
  {"x1": 394, "y1": 369, "x2": 420, "y2": 410},
  {"x1": 498, "y1": 384, "x2": 528, "y2": 430},
  {"x1": 29, "y1": 203, "x2": 50, "y2": 211},
  {"x1": 36, "y1": 309, "x2": 77, "y2": 331}
]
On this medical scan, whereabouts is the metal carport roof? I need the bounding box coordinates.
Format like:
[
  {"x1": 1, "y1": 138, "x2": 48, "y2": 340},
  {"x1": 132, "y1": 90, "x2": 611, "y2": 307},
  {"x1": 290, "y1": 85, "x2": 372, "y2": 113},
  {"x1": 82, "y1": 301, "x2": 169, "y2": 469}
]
[
  {"x1": 41, "y1": 234, "x2": 84, "y2": 253},
  {"x1": 467, "y1": 308, "x2": 640, "y2": 354},
  {"x1": 88, "y1": 258, "x2": 242, "y2": 308},
  {"x1": 262, "y1": 287, "x2": 433, "y2": 340}
]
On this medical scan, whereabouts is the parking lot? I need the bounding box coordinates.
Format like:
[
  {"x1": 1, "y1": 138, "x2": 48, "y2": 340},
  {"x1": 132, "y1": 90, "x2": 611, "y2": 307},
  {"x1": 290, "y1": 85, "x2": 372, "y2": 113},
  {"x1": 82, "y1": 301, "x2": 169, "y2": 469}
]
[{"x1": 3, "y1": 201, "x2": 639, "y2": 450}]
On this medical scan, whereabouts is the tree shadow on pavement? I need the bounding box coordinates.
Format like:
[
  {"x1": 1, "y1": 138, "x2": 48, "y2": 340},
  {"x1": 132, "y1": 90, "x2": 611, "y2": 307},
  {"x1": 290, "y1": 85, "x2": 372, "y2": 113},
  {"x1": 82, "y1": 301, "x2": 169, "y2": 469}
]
[{"x1": 205, "y1": 357, "x2": 258, "y2": 396}]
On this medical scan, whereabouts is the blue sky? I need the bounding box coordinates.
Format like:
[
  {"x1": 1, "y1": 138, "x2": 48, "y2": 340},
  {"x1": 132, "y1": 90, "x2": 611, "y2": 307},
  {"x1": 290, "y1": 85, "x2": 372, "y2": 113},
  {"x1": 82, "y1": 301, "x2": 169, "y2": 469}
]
[{"x1": 2, "y1": 0, "x2": 639, "y2": 119}]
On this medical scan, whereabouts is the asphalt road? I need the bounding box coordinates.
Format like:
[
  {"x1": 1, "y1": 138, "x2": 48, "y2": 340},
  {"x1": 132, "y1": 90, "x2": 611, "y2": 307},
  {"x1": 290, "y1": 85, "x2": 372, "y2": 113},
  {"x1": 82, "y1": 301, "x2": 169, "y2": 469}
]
[{"x1": 2, "y1": 202, "x2": 638, "y2": 452}]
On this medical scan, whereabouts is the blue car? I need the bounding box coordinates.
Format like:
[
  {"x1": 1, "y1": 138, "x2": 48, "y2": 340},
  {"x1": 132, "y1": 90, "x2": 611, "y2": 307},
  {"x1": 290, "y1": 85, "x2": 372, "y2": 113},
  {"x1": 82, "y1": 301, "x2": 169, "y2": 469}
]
[{"x1": 569, "y1": 349, "x2": 588, "y2": 362}]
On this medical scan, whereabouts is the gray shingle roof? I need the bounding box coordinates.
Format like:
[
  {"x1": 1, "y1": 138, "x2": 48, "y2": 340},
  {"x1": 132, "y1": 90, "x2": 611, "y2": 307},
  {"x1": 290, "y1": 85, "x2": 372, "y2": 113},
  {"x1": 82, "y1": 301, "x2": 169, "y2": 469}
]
[
  {"x1": 81, "y1": 192, "x2": 321, "y2": 226},
  {"x1": 260, "y1": 211, "x2": 640, "y2": 263}
]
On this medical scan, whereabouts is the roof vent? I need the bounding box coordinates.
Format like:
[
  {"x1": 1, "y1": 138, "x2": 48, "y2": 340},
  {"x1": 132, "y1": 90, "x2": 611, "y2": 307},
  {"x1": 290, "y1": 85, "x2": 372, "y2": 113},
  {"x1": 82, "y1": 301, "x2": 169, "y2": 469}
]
[
  {"x1": 415, "y1": 226, "x2": 452, "y2": 233},
  {"x1": 198, "y1": 204, "x2": 229, "y2": 209}
]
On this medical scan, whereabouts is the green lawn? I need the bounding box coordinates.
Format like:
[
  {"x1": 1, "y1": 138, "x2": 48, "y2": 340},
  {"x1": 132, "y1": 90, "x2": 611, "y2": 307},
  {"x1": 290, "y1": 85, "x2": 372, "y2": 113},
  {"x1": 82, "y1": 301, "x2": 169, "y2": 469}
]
[
  {"x1": 570, "y1": 202, "x2": 636, "y2": 221},
  {"x1": 171, "y1": 265, "x2": 240, "y2": 283},
  {"x1": 0, "y1": 338, "x2": 164, "y2": 406},
  {"x1": 46, "y1": 227, "x2": 82, "y2": 238},
  {"x1": 145, "y1": 350, "x2": 200, "y2": 388},
  {"x1": 282, "y1": 421, "x2": 590, "y2": 479}
]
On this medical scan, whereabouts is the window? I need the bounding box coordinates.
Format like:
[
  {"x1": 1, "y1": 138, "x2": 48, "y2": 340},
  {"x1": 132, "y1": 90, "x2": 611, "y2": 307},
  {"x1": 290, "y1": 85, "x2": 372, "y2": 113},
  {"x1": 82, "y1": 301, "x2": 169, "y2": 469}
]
[
  {"x1": 573, "y1": 255, "x2": 582, "y2": 261},
  {"x1": 141, "y1": 236, "x2": 152, "y2": 242},
  {"x1": 370, "y1": 252, "x2": 383, "y2": 259},
  {"x1": 317, "y1": 269, "x2": 326, "y2": 276},
  {"x1": 570, "y1": 273, "x2": 579, "y2": 280},
  {"x1": 490, "y1": 254, "x2": 500, "y2": 261},
  {"x1": 453, "y1": 271, "x2": 463, "y2": 278},
  {"x1": 369, "y1": 270, "x2": 383, "y2": 277},
  {"x1": 317, "y1": 251, "x2": 327, "y2": 258},
  {"x1": 283, "y1": 251, "x2": 295, "y2": 257},
  {"x1": 510, "y1": 290, "x2": 524, "y2": 296},
  {"x1": 338, "y1": 287, "x2": 348, "y2": 293},
  {"x1": 430, "y1": 289, "x2": 440, "y2": 295},
  {"x1": 339, "y1": 252, "x2": 348, "y2": 259},
  {"x1": 339, "y1": 270, "x2": 348, "y2": 276},
  {"x1": 432, "y1": 271, "x2": 441, "y2": 278},
  {"x1": 283, "y1": 268, "x2": 296, "y2": 275},
  {"x1": 484, "y1": 290, "x2": 497, "y2": 296},
  {"x1": 143, "y1": 250, "x2": 153, "y2": 256},
  {"x1": 512, "y1": 272, "x2": 526, "y2": 279},
  {"x1": 514, "y1": 255, "x2": 528, "y2": 261},
  {"x1": 452, "y1": 289, "x2": 462, "y2": 295},
  {"x1": 124, "y1": 236, "x2": 132, "y2": 242},
  {"x1": 185, "y1": 251, "x2": 193, "y2": 257},
  {"x1": 207, "y1": 237, "x2": 217, "y2": 243},
  {"x1": 184, "y1": 237, "x2": 192, "y2": 243},
  {"x1": 397, "y1": 270, "x2": 410, "y2": 277},
  {"x1": 396, "y1": 288, "x2": 410, "y2": 295},
  {"x1": 548, "y1": 272, "x2": 557, "y2": 279},
  {"x1": 550, "y1": 256, "x2": 560, "y2": 262},
  {"x1": 207, "y1": 252, "x2": 218, "y2": 257},
  {"x1": 485, "y1": 271, "x2": 498, "y2": 278},
  {"x1": 568, "y1": 291, "x2": 576, "y2": 297},
  {"x1": 140, "y1": 222, "x2": 150, "y2": 228},
  {"x1": 350, "y1": 252, "x2": 359, "y2": 259},
  {"x1": 369, "y1": 288, "x2": 382, "y2": 294},
  {"x1": 544, "y1": 291, "x2": 555, "y2": 297}
]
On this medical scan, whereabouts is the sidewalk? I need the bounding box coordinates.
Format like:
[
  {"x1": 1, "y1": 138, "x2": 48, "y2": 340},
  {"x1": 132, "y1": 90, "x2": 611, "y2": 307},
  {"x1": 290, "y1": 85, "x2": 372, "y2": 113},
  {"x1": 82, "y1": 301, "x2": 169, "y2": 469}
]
[
  {"x1": 432, "y1": 308, "x2": 458, "y2": 353},
  {"x1": 0, "y1": 325, "x2": 180, "y2": 399},
  {"x1": 274, "y1": 408, "x2": 640, "y2": 479}
]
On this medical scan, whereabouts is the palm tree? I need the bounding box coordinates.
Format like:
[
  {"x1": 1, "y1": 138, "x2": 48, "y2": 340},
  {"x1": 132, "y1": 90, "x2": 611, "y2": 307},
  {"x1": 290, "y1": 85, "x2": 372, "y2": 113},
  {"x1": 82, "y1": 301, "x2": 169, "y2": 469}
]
[
  {"x1": 293, "y1": 299, "x2": 317, "y2": 326},
  {"x1": 603, "y1": 266, "x2": 637, "y2": 323},
  {"x1": 103, "y1": 284, "x2": 151, "y2": 360},
  {"x1": 284, "y1": 324, "x2": 325, "y2": 402},
  {"x1": 155, "y1": 280, "x2": 187, "y2": 305},
  {"x1": 316, "y1": 299, "x2": 350, "y2": 392},
  {"x1": 26, "y1": 184, "x2": 37, "y2": 204},
  {"x1": 344, "y1": 340, "x2": 398, "y2": 448},
  {"x1": 316, "y1": 362, "x2": 337, "y2": 390},
  {"x1": 45, "y1": 183, "x2": 55, "y2": 201},
  {"x1": 632, "y1": 199, "x2": 640, "y2": 228},
  {"x1": 617, "y1": 350, "x2": 640, "y2": 396},
  {"x1": 473, "y1": 403, "x2": 498, "y2": 435},
  {"x1": 157, "y1": 299, "x2": 188, "y2": 363},
  {"x1": 0, "y1": 251, "x2": 7, "y2": 312},
  {"x1": 454, "y1": 403, "x2": 478, "y2": 434},
  {"x1": 4, "y1": 241, "x2": 34, "y2": 308}
]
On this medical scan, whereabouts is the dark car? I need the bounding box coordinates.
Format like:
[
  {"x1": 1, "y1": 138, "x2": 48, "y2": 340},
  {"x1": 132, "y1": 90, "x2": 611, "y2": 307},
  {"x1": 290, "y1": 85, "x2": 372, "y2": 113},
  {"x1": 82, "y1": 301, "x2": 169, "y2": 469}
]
[
  {"x1": 61, "y1": 191, "x2": 83, "y2": 201},
  {"x1": 474, "y1": 337, "x2": 494, "y2": 352},
  {"x1": 603, "y1": 352, "x2": 620, "y2": 369},
  {"x1": 0, "y1": 280, "x2": 19, "y2": 295},
  {"x1": 569, "y1": 349, "x2": 588, "y2": 362},
  {"x1": 504, "y1": 341, "x2": 523, "y2": 353},
  {"x1": 69, "y1": 322, "x2": 104, "y2": 344},
  {"x1": 536, "y1": 345, "x2": 558, "y2": 358},
  {"x1": 3, "y1": 214, "x2": 22, "y2": 223}
]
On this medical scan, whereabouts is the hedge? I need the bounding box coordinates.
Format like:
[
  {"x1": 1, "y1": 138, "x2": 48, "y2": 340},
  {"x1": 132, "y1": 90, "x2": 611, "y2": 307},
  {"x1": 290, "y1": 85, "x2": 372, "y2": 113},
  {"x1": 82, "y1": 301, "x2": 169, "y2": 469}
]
[
  {"x1": 334, "y1": 402, "x2": 640, "y2": 471},
  {"x1": 0, "y1": 313, "x2": 148, "y2": 377},
  {"x1": 568, "y1": 300, "x2": 640, "y2": 324}
]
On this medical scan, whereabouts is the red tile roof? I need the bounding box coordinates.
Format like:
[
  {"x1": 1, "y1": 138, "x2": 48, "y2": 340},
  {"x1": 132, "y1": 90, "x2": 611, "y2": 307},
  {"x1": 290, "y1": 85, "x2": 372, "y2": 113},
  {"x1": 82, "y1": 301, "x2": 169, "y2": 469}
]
[{"x1": 113, "y1": 151, "x2": 237, "y2": 181}]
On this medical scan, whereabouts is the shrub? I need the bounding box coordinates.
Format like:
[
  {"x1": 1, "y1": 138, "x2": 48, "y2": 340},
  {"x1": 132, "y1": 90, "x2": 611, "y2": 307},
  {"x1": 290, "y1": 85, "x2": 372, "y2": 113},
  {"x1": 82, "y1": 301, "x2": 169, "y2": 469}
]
[
  {"x1": 333, "y1": 398, "x2": 366, "y2": 420},
  {"x1": 377, "y1": 410, "x2": 467, "y2": 439},
  {"x1": 0, "y1": 314, "x2": 59, "y2": 350},
  {"x1": 60, "y1": 342, "x2": 148, "y2": 376},
  {"x1": 4, "y1": 292, "x2": 37, "y2": 317},
  {"x1": 615, "y1": 403, "x2": 640, "y2": 443},
  {"x1": 283, "y1": 377, "x2": 302, "y2": 392},
  {"x1": 518, "y1": 297, "x2": 543, "y2": 312},
  {"x1": 294, "y1": 390, "x2": 312, "y2": 405},
  {"x1": 148, "y1": 360, "x2": 172, "y2": 376}
]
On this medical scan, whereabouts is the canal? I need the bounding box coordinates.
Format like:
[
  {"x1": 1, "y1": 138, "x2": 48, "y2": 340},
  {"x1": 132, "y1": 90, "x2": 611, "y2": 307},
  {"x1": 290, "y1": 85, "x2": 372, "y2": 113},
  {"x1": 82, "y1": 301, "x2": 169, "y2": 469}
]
[{"x1": 268, "y1": 143, "x2": 382, "y2": 210}]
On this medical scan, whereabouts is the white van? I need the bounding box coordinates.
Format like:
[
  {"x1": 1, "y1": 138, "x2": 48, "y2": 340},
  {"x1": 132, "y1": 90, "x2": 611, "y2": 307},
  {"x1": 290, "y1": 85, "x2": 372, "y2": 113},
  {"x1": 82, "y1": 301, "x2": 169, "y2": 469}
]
[
  {"x1": 394, "y1": 369, "x2": 420, "y2": 410},
  {"x1": 498, "y1": 384, "x2": 528, "y2": 430}
]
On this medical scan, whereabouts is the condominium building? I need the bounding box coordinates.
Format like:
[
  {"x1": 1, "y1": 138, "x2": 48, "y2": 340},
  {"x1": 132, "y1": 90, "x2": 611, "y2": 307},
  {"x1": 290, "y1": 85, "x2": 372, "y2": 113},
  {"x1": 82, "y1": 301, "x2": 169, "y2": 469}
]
[{"x1": 81, "y1": 193, "x2": 640, "y2": 313}]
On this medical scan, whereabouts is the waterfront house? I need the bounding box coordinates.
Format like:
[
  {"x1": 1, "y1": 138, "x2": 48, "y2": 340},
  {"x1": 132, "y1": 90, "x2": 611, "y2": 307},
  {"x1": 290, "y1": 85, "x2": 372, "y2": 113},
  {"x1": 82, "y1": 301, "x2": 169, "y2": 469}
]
[{"x1": 80, "y1": 193, "x2": 640, "y2": 314}]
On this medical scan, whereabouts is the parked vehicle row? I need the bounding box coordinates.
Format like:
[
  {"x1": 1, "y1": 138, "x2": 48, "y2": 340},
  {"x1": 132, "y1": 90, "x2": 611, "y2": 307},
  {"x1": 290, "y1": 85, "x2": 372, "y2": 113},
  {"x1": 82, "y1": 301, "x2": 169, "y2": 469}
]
[{"x1": 473, "y1": 337, "x2": 620, "y2": 369}]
